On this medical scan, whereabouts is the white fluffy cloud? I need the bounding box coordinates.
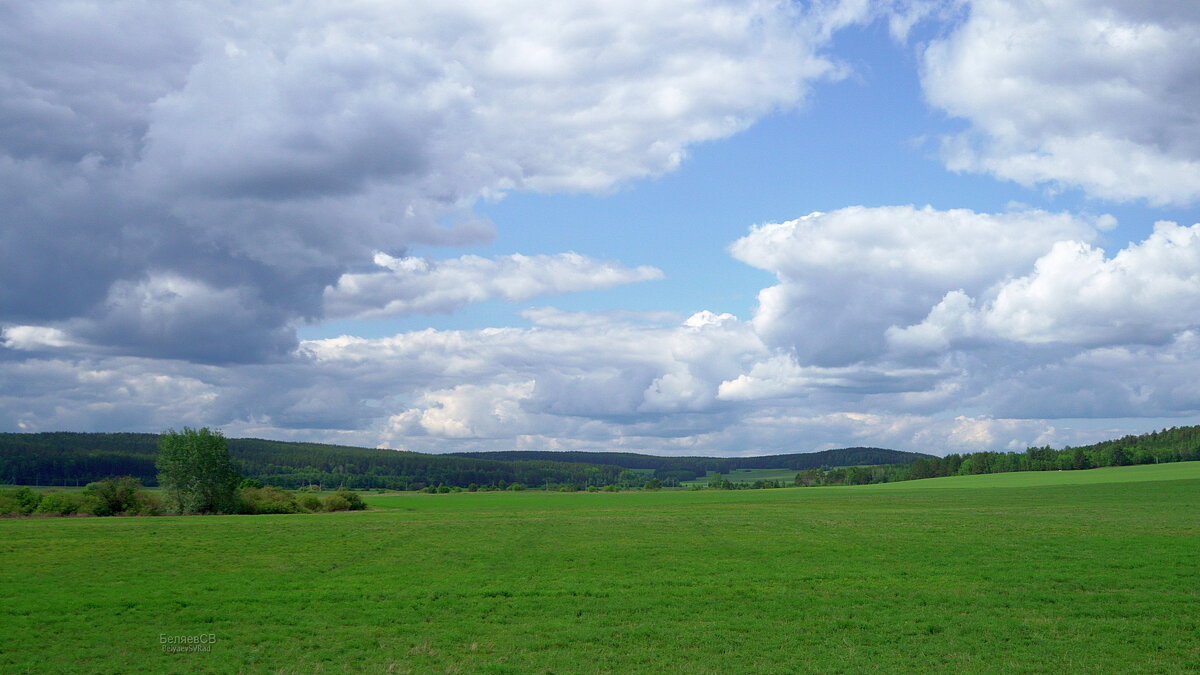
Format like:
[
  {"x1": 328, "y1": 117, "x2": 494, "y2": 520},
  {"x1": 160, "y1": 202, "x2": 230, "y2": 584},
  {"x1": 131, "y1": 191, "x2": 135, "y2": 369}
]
[
  {"x1": 923, "y1": 0, "x2": 1200, "y2": 205},
  {"x1": 729, "y1": 205, "x2": 1098, "y2": 365},
  {"x1": 7, "y1": 1, "x2": 1200, "y2": 455},
  {"x1": 1, "y1": 0, "x2": 865, "y2": 361},
  {"x1": 325, "y1": 252, "x2": 663, "y2": 319},
  {"x1": 891, "y1": 220, "x2": 1200, "y2": 349},
  {"x1": 9, "y1": 204, "x2": 1200, "y2": 454}
]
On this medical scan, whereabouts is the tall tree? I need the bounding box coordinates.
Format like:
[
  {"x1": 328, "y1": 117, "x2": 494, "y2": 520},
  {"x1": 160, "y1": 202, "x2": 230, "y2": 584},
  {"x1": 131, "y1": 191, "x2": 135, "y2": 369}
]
[{"x1": 156, "y1": 427, "x2": 240, "y2": 514}]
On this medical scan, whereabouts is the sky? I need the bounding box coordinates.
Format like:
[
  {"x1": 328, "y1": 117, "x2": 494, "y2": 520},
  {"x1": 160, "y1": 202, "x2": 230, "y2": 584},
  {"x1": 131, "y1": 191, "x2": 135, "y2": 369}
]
[{"x1": 3, "y1": 0, "x2": 1200, "y2": 456}]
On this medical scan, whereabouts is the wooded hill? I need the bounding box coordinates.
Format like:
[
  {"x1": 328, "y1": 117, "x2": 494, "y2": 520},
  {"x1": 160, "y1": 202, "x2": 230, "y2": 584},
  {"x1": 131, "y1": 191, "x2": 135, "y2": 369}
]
[
  {"x1": 446, "y1": 448, "x2": 933, "y2": 483},
  {"x1": 0, "y1": 433, "x2": 925, "y2": 489},
  {"x1": 0, "y1": 433, "x2": 633, "y2": 490},
  {"x1": 4, "y1": 426, "x2": 1197, "y2": 490}
]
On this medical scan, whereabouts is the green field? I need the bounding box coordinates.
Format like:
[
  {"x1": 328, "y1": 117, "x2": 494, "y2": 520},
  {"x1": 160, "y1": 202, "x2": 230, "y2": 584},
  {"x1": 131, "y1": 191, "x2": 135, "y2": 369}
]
[{"x1": 2, "y1": 464, "x2": 1198, "y2": 673}]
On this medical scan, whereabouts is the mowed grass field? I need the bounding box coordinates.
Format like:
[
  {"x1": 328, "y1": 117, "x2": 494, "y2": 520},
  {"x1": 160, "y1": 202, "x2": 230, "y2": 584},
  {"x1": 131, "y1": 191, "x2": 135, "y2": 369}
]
[{"x1": 2, "y1": 464, "x2": 1199, "y2": 673}]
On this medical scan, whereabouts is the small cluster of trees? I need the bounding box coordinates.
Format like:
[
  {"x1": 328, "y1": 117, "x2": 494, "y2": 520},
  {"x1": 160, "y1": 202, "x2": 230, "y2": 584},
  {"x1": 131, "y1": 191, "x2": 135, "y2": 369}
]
[
  {"x1": 793, "y1": 465, "x2": 896, "y2": 487},
  {"x1": 1, "y1": 428, "x2": 368, "y2": 517},
  {"x1": 706, "y1": 474, "x2": 789, "y2": 490},
  {"x1": 156, "y1": 428, "x2": 366, "y2": 515}
]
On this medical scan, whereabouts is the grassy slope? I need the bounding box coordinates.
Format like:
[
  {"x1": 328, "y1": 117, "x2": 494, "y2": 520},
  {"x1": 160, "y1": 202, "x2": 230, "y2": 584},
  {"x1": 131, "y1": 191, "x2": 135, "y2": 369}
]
[{"x1": 1, "y1": 464, "x2": 1198, "y2": 673}]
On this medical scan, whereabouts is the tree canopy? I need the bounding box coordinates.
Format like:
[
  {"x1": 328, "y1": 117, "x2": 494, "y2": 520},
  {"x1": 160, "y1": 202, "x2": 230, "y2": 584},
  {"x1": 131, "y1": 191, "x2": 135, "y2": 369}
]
[{"x1": 156, "y1": 427, "x2": 240, "y2": 514}]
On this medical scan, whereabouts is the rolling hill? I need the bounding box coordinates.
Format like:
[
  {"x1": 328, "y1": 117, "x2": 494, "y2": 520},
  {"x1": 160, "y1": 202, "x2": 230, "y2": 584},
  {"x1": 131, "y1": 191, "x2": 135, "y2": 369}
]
[{"x1": 0, "y1": 432, "x2": 927, "y2": 489}]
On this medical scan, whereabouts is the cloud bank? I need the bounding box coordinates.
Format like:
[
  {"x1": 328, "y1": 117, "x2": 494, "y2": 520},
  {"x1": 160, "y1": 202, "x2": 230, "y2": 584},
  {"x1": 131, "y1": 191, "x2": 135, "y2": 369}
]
[
  {"x1": 923, "y1": 0, "x2": 1200, "y2": 205},
  {"x1": 6, "y1": 1, "x2": 1200, "y2": 455},
  {"x1": 8, "y1": 205, "x2": 1200, "y2": 454},
  {"x1": 1, "y1": 0, "x2": 861, "y2": 362},
  {"x1": 325, "y1": 252, "x2": 663, "y2": 319}
]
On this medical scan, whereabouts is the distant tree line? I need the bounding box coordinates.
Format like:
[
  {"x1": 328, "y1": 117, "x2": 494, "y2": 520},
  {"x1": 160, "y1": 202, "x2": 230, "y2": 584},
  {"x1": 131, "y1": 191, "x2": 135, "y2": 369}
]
[
  {"x1": 0, "y1": 433, "x2": 644, "y2": 490},
  {"x1": 705, "y1": 474, "x2": 790, "y2": 490},
  {"x1": 791, "y1": 426, "x2": 1200, "y2": 487},
  {"x1": 448, "y1": 447, "x2": 931, "y2": 483},
  {"x1": 4, "y1": 426, "x2": 1196, "y2": 493}
]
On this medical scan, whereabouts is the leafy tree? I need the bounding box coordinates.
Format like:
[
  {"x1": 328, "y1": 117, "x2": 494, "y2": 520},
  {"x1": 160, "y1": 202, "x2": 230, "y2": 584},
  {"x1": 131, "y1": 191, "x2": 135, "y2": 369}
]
[
  {"x1": 845, "y1": 466, "x2": 873, "y2": 485},
  {"x1": 156, "y1": 427, "x2": 240, "y2": 514}
]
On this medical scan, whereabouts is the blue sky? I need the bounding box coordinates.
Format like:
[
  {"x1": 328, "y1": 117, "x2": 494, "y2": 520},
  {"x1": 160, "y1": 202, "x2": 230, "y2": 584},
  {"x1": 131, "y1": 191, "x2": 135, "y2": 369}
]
[
  {"x1": 301, "y1": 13, "x2": 1197, "y2": 338},
  {"x1": 4, "y1": 1, "x2": 1200, "y2": 455}
]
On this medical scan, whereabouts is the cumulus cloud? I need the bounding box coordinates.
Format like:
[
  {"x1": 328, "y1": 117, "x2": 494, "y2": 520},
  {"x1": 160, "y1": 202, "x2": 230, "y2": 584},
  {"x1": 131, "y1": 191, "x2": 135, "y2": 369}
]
[
  {"x1": 325, "y1": 252, "x2": 663, "y2": 319},
  {"x1": 0, "y1": 0, "x2": 867, "y2": 362},
  {"x1": 922, "y1": 0, "x2": 1200, "y2": 205},
  {"x1": 8, "y1": 1, "x2": 1200, "y2": 455},
  {"x1": 729, "y1": 205, "x2": 1098, "y2": 365},
  {"x1": 6, "y1": 283, "x2": 1200, "y2": 454},
  {"x1": 891, "y1": 221, "x2": 1200, "y2": 349},
  {"x1": 9, "y1": 202, "x2": 1200, "y2": 454}
]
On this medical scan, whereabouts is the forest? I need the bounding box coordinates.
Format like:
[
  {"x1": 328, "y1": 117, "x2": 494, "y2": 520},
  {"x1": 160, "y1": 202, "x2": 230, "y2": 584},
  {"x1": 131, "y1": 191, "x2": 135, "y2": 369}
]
[
  {"x1": 448, "y1": 447, "x2": 931, "y2": 483},
  {"x1": 2, "y1": 426, "x2": 1197, "y2": 490},
  {"x1": 786, "y1": 425, "x2": 1200, "y2": 487},
  {"x1": 0, "y1": 433, "x2": 636, "y2": 490},
  {"x1": 0, "y1": 433, "x2": 921, "y2": 489}
]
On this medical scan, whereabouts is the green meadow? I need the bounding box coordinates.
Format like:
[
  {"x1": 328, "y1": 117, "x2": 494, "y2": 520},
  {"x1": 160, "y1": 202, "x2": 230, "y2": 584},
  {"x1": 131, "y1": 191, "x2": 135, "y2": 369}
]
[{"x1": 2, "y1": 464, "x2": 1198, "y2": 674}]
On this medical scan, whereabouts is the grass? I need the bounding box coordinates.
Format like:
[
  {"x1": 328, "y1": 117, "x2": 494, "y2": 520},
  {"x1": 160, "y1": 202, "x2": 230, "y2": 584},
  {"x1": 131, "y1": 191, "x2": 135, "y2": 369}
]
[{"x1": 2, "y1": 464, "x2": 1198, "y2": 673}]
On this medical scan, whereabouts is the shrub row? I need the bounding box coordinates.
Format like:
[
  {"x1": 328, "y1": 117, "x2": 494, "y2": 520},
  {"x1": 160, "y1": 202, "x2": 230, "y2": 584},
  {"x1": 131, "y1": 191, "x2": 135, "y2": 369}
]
[
  {"x1": 0, "y1": 479, "x2": 367, "y2": 517},
  {"x1": 0, "y1": 478, "x2": 164, "y2": 517},
  {"x1": 237, "y1": 486, "x2": 366, "y2": 514}
]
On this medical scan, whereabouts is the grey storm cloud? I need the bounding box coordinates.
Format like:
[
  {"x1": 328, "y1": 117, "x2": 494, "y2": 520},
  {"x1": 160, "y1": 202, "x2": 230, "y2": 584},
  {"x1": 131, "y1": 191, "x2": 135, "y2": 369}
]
[{"x1": 0, "y1": 0, "x2": 857, "y2": 364}]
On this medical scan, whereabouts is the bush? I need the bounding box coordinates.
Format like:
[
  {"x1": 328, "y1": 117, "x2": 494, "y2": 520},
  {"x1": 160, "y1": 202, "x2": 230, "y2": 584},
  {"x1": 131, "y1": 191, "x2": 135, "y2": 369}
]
[
  {"x1": 297, "y1": 495, "x2": 323, "y2": 512},
  {"x1": 0, "y1": 487, "x2": 43, "y2": 515},
  {"x1": 131, "y1": 492, "x2": 166, "y2": 516},
  {"x1": 333, "y1": 489, "x2": 366, "y2": 510},
  {"x1": 0, "y1": 493, "x2": 23, "y2": 516},
  {"x1": 323, "y1": 494, "x2": 352, "y2": 512},
  {"x1": 238, "y1": 486, "x2": 300, "y2": 514},
  {"x1": 86, "y1": 476, "x2": 149, "y2": 516},
  {"x1": 34, "y1": 490, "x2": 97, "y2": 516}
]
